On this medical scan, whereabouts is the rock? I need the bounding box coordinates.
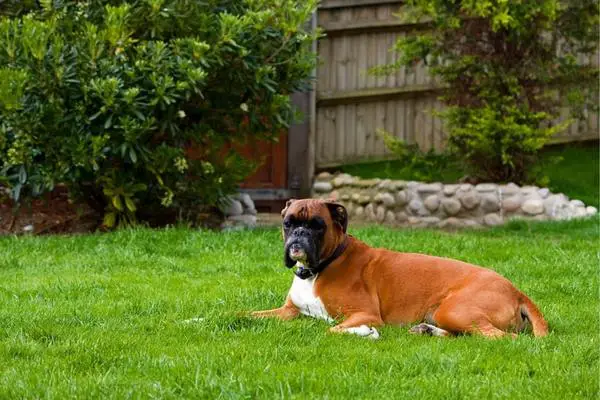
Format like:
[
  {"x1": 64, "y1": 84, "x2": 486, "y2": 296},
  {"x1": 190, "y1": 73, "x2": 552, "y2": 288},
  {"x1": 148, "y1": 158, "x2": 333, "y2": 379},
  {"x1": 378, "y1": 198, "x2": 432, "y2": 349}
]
[
  {"x1": 345, "y1": 202, "x2": 355, "y2": 215},
  {"x1": 354, "y1": 206, "x2": 365, "y2": 218},
  {"x1": 223, "y1": 199, "x2": 243, "y2": 216},
  {"x1": 463, "y1": 220, "x2": 482, "y2": 229},
  {"x1": 332, "y1": 173, "x2": 354, "y2": 188},
  {"x1": 534, "y1": 214, "x2": 548, "y2": 221},
  {"x1": 235, "y1": 193, "x2": 254, "y2": 210},
  {"x1": 380, "y1": 193, "x2": 396, "y2": 207},
  {"x1": 408, "y1": 216, "x2": 422, "y2": 225},
  {"x1": 586, "y1": 206, "x2": 597, "y2": 216},
  {"x1": 573, "y1": 207, "x2": 587, "y2": 218},
  {"x1": 475, "y1": 183, "x2": 498, "y2": 193},
  {"x1": 458, "y1": 191, "x2": 480, "y2": 210},
  {"x1": 351, "y1": 193, "x2": 360, "y2": 203},
  {"x1": 341, "y1": 194, "x2": 350, "y2": 201},
  {"x1": 417, "y1": 183, "x2": 443, "y2": 194},
  {"x1": 537, "y1": 188, "x2": 550, "y2": 199},
  {"x1": 409, "y1": 199, "x2": 429, "y2": 216},
  {"x1": 329, "y1": 190, "x2": 339, "y2": 201},
  {"x1": 441, "y1": 198, "x2": 462, "y2": 216},
  {"x1": 521, "y1": 186, "x2": 540, "y2": 198},
  {"x1": 373, "y1": 193, "x2": 383, "y2": 203},
  {"x1": 396, "y1": 190, "x2": 410, "y2": 206},
  {"x1": 406, "y1": 181, "x2": 420, "y2": 190},
  {"x1": 570, "y1": 199, "x2": 585, "y2": 208},
  {"x1": 358, "y1": 195, "x2": 371, "y2": 205},
  {"x1": 481, "y1": 193, "x2": 500, "y2": 212},
  {"x1": 443, "y1": 185, "x2": 460, "y2": 196},
  {"x1": 438, "y1": 217, "x2": 464, "y2": 229},
  {"x1": 502, "y1": 195, "x2": 523, "y2": 213},
  {"x1": 483, "y1": 213, "x2": 503, "y2": 226},
  {"x1": 22, "y1": 224, "x2": 34, "y2": 233},
  {"x1": 424, "y1": 195, "x2": 440, "y2": 212},
  {"x1": 313, "y1": 181, "x2": 333, "y2": 193},
  {"x1": 355, "y1": 179, "x2": 380, "y2": 188},
  {"x1": 385, "y1": 210, "x2": 396, "y2": 224},
  {"x1": 393, "y1": 181, "x2": 407, "y2": 190},
  {"x1": 522, "y1": 199, "x2": 544, "y2": 215},
  {"x1": 227, "y1": 214, "x2": 257, "y2": 228},
  {"x1": 409, "y1": 199, "x2": 423, "y2": 212},
  {"x1": 365, "y1": 203, "x2": 376, "y2": 221},
  {"x1": 377, "y1": 179, "x2": 394, "y2": 191},
  {"x1": 376, "y1": 206, "x2": 386, "y2": 222},
  {"x1": 543, "y1": 194, "x2": 568, "y2": 217},
  {"x1": 422, "y1": 216, "x2": 441, "y2": 226},
  {"x1": 459, "y1": 184, "x2": 473, "y2": 192},
  {"x1": 396, "y1": 211, "x2": 408, "y2": 222},
  {"x1": 316, "y1": 172, "x2": 332, "y2": 181},
  {"x1": 499, "y1": 184, "x2": 520, "y2": 196}
]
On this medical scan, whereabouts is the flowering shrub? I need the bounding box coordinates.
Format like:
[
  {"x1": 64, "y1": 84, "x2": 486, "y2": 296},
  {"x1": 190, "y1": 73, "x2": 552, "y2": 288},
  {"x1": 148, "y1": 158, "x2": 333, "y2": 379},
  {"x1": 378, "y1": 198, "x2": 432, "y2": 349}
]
[{"x1": 0, "y1": 0, "x2": 318, "y2": 226}]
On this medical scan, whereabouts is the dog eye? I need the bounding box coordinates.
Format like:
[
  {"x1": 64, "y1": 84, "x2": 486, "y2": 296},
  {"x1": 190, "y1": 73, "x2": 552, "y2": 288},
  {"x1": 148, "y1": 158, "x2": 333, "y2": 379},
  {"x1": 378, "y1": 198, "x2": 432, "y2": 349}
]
[
  {"x1": 283, "y1": 219, "x2": 292, "y2": 229},
  {"x1": 309, "y1": 218, "x2": 324, "y2": 230}
]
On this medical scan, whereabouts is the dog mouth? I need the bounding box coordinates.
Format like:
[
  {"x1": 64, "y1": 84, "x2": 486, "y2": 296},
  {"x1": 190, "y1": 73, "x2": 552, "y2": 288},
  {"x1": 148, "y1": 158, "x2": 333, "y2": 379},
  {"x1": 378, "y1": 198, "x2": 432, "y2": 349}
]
[{"x1": 289, "y1": 245, "x2": 307, "y2": 262}]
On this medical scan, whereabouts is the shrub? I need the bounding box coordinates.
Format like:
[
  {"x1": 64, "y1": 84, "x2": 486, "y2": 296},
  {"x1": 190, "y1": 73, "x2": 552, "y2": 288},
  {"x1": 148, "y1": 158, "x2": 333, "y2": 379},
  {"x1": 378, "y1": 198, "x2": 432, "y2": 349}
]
[
  {"x1": 373, "y1": 0, "x2": 598, "y2": 183},
  {"x1": 0, "y1": 0, "x2": 318, "y2": 227},
  {"x1": 378, "y1": 130, "x2": 456, "y2": 182}
]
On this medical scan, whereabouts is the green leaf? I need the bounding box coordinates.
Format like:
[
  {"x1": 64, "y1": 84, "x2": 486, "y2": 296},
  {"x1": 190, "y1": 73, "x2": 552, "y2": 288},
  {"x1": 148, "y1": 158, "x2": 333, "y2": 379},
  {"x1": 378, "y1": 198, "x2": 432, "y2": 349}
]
[
  {"x1": 103, "y1": 212, "x2": 116, "y2": 227},
  {"x1": 18, "y1": 166, "x2": 27, "y2": 184},
  {"x1": 129, "y1": 148, "x2": 137, "y2": 163},
  {"x1": 104, "y1": 114, "x2": 113, "y2": 129},
  {"x1": 124, "y1": 196, "x2": 136, "y2": 212},
  {"x1": 112, "y1": 195, "x2": 123, "y2": 211}
]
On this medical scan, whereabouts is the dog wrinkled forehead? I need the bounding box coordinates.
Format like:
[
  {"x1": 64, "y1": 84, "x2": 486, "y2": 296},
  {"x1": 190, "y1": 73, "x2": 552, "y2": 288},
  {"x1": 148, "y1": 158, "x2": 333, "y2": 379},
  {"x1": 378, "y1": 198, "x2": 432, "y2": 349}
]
[{"x1": 281, "y1": 199, "x2": 329, "y2": 220}]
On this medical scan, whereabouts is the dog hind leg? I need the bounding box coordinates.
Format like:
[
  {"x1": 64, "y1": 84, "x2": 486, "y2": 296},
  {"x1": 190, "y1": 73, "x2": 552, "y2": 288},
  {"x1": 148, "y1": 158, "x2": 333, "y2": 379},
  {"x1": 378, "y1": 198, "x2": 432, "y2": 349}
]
[
  {"x1": 431, "y1": 295, "x2": 516, "y2": 338},
  {"x1": 409, "y1": 323, "x2": 451, "y2": 337}
]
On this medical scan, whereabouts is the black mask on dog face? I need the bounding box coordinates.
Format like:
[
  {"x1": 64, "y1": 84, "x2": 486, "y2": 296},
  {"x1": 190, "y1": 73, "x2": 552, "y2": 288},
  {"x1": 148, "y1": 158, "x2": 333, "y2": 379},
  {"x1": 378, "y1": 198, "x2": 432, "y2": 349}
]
[{"x1": 282, "y1": 215, "x2": 326, "y2": 278}]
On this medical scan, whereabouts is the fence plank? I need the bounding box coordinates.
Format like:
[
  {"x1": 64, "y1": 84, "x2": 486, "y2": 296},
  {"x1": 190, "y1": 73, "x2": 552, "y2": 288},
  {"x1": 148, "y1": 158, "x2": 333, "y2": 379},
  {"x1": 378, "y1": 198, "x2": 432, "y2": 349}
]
[{"x1": 314, "y1": 2, "x2": 599, "y2": 167}]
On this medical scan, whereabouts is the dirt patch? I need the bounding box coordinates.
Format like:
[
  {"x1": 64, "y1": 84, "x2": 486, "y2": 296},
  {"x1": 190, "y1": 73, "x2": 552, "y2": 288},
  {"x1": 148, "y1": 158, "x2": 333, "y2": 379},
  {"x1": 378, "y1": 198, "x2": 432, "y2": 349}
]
[{"x1": 0, "y1": 187, "x2": 99, "y2": 236}]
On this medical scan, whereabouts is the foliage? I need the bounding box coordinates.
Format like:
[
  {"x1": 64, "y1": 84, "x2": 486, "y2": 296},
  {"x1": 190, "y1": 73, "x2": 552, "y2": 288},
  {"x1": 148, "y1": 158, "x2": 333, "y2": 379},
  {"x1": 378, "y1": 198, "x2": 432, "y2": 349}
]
[
  {"x1": 378, "y1": 129, "x2": 456, "y2": 182},
  {"x1": 374, "y1": 0, "x2": 599, "y2": 183},
  {"x1": 0, "y1": 0, "x2": 319, "y2": 227}
]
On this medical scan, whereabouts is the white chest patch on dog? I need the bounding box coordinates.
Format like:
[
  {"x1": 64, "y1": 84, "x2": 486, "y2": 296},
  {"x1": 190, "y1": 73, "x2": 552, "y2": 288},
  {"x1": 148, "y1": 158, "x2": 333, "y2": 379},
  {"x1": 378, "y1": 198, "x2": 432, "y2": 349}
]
[{"x1": 288, "y1": 273, "x2": 333, "y2": 322}]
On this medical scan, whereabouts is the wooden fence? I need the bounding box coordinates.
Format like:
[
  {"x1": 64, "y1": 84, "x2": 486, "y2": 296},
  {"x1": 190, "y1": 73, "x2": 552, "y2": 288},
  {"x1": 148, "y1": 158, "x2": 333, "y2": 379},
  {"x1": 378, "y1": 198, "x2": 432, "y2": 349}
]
[{"x1": 313, "y1": 0, "x2": 599, "y2": 168}]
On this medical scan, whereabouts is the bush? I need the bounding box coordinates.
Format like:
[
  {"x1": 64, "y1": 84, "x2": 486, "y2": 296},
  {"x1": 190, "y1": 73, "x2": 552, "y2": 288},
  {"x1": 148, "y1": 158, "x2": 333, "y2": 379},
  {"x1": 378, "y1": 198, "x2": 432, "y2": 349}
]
[
  {"x1": 378, "y1": 129, "x2": 456, "y2": 182},
  {"x1": 0, "y1": 0, "x2": 318, "y2": 227},
  {"x1": 373, "y1": 0, "x2": 598, "y2": 183}
]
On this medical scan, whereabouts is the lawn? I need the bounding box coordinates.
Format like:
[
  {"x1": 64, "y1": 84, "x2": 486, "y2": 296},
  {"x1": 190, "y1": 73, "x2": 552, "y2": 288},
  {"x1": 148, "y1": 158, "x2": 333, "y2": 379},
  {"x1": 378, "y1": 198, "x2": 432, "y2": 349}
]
[
  {"x1": 0, "y1": 218, "x2": 598, "y2": 399},
  {"x1": 339, "y1": 141, "x2": 599, "y2": 207}
]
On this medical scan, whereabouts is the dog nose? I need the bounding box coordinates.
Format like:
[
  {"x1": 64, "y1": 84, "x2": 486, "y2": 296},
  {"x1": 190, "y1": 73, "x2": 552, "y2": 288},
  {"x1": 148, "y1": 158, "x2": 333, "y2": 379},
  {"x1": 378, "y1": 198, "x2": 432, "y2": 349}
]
[{"x1": 294, "y1": 227, "x2": 309, "y2": 237}]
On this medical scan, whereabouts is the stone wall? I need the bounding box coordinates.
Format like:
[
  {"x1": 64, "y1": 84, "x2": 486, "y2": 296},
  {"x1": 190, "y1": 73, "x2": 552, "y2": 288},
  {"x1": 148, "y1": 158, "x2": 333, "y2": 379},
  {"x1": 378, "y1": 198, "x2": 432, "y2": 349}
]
[{"x1": 312, "y1": 173, "x2": 597, "y2": 229}]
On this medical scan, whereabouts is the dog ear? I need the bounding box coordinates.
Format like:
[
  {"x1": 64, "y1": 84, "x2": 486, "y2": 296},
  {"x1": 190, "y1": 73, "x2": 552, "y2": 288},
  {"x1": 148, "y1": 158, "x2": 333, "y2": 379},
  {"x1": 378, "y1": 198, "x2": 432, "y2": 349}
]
[
  {"x1": 281, "y1": 199, "x2": 295, "y2": 218},
  {"x1": 325, "y1": 202, "x2": 348, "y2": 233}
]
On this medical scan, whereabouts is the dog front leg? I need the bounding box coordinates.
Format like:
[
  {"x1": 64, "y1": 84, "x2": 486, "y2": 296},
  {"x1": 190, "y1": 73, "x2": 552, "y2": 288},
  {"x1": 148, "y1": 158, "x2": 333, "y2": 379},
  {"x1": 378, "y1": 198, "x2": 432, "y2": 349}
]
[
  {"x1": 330, "y1": 313, "x2": 383, "y2": 340},
  {"x1": 250, "y1": 297, "x2": 299, "y2": 321}
]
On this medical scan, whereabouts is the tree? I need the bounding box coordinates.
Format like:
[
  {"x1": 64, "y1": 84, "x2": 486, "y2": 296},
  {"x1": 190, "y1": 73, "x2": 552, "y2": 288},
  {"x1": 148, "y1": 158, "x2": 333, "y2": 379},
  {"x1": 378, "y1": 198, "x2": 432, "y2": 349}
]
[{"x1": 374, "y1": 0, "x2": 599, "y2": 183}]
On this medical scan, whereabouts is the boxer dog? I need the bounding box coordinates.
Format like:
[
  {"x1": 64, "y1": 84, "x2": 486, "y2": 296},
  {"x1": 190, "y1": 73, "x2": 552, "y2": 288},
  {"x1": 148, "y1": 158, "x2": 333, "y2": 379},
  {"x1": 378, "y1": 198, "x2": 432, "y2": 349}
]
[{"x1": 251, "y1": 199, "x2": 548, "y2": 339}]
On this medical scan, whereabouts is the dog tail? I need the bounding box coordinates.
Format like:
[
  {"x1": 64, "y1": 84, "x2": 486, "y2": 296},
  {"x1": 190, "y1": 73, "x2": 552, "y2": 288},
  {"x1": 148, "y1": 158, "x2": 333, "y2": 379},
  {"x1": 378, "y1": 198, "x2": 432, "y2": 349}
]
[{"x1": 520, "y1": 294, "x2": 548, "y2": 337}]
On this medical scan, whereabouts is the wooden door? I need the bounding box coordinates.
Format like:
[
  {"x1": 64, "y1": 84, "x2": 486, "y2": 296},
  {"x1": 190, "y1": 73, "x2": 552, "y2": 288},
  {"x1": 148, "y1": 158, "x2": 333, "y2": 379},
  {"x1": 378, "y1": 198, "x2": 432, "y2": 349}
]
[{"x1": 239, "y1": 134, "x2": 288, "y2": 189}]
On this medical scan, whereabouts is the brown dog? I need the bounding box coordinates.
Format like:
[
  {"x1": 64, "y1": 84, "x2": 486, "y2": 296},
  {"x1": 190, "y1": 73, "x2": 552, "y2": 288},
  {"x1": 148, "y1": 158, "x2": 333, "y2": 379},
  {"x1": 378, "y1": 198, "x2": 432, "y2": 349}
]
[{"x1": 251, "y1": 199, "x2": 548, "y2": 339}]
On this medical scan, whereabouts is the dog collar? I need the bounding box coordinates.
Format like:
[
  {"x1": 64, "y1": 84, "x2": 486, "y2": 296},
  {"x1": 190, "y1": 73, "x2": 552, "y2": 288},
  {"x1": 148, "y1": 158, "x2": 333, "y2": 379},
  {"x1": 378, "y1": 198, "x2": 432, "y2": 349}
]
[{"x1": 295, "y1": 236, "x2": 350, "y2": 280}]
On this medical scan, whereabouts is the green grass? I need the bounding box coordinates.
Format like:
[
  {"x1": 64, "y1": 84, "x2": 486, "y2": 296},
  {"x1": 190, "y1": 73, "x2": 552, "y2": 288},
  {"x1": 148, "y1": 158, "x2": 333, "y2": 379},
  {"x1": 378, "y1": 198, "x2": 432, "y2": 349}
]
[
  {"x1": 0, "y1": 219, "x2": 598, "y2": 399},
  {"x1": 339, "y1": 141, "x2": 599, "y2": 206}
]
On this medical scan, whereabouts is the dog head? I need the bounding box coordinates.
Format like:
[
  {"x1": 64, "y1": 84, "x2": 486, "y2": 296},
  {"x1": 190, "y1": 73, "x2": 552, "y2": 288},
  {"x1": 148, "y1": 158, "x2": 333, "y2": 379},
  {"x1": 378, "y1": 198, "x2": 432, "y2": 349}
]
[{"x1": 280, "y1": 199, "x2": 348, "y2": 277}]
